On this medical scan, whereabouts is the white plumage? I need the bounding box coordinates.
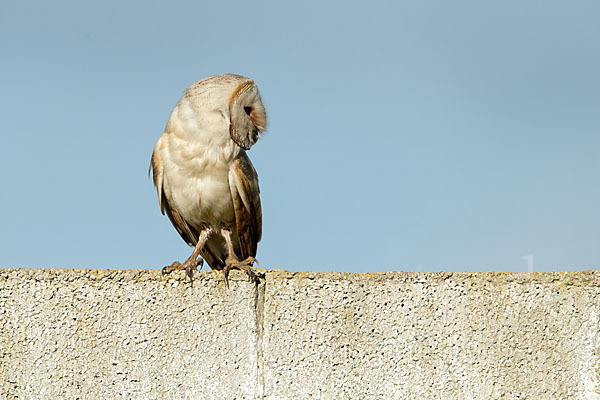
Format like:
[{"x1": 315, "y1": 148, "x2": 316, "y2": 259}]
[{"x1": 151, "y1": 74, "x2": 266, "y2": 284}]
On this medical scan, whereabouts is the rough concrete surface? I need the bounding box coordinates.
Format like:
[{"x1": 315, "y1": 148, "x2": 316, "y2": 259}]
[
  {"x1": 0, "y1": 269, "x2": 261, "y2": 400},
  {"x1": 263, "y1": 271, "x2": 600, "y2": 399},
  {"x1": 1, "y1": 268, "x2": 600, "y2": 399}
]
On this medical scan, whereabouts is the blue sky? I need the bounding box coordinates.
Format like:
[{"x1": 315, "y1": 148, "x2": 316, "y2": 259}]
[{"x1": 1, "y1": 1, "x2": 598, "y2": 272}]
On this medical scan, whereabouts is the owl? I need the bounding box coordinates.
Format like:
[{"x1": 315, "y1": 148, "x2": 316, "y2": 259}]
[{"x1": 150, "y1": 74, "x2": 266, "y2": 285}]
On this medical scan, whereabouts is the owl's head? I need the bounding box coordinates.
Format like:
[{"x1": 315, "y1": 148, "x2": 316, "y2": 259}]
[{"x1": 185, "y1": 74, "x2": 267, "y2": 150}]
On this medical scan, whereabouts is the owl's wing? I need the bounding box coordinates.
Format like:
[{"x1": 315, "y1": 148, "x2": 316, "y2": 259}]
[{"x1": 229, "y1": 150, "x2": 262, "y2": 259}]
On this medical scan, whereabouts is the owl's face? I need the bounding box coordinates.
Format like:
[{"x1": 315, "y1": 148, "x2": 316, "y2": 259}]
[{"x1": 185, "y1": 74, "x2": 267, "y2": 150}]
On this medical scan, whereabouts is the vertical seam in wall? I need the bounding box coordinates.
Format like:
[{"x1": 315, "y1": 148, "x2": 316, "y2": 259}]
[{"x1": 255, "y1": 274, "x2": 266, "y2": 399}]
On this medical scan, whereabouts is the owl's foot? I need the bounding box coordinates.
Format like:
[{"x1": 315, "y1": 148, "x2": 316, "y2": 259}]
[
  {"x1": 222, "y1": 256, "x2": 258, "y2": 288},
  {"x1": 162, "y1": 228, "x2": 212, "y2": 283},
  {"x1": 162, "y1": 257, "x2": 204, "y2": 282}
]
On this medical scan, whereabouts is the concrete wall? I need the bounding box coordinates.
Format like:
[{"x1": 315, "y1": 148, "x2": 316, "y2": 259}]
[{"x1": 1, "y1": 268, "x2": 599, "y2": 399}]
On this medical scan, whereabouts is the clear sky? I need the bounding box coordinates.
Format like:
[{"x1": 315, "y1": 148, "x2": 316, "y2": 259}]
[{"x1": 1, "y1": 1, "x2": 598, "y2": 273}]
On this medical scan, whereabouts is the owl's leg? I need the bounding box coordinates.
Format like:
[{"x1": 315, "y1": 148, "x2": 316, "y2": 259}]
[
  {"x1": 221, "y1": 227, "x2": 258, "y2": 288},
  {"x1": 162, "y1": 227, "x2": 212, "y2": 282}
]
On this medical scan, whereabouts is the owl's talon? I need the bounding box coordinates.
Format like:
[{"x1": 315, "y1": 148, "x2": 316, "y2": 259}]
[
  {"x1": 161, "y1": 257, "x2": 203, "y2": 283},
  {"x1": 162, "y1": 261, "x2": 182, "y2": 275},
  {"x1": 185, "y1": 265, "x2": 194, "y2": 281},
  {"x1": 246, "y1": 268, "x2": 258, "y2": 284},
  {"x1": 222, "y1": 256, "x2": 257, "y2": 287},
  {"x1": 222, "y1": 268, "x2": 231, "y2": 289}
]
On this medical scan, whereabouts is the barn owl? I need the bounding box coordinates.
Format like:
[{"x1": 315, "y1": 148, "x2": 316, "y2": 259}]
[{"x1": 150, "y1": 74, "x2": 266, "y2": 286}]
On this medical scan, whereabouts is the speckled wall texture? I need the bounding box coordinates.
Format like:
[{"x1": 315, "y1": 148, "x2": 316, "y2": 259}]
[{"x1": 1, "y1": 269, "x2": 599, "y2": 399}]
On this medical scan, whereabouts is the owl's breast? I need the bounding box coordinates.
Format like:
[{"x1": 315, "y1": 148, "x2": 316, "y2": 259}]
[{"x1": 159, "y1": 131, "x2": 239, "y2": 230}]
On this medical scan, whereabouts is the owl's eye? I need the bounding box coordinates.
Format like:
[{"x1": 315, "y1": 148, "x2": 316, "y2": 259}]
[{"x1": 244, "y1": 106, "x2": 252, "y2": 116}]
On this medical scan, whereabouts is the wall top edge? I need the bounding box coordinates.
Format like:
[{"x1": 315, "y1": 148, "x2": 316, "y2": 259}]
[{"x1": 1, "y1": 267, "x2": 599, "y2": 286}]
